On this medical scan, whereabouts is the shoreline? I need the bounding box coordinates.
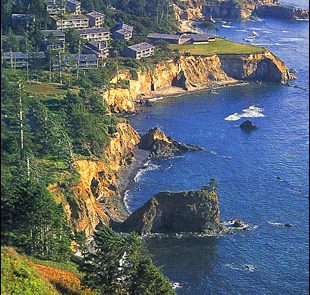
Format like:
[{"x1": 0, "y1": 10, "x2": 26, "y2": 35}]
[{"x1": 115, "y1": 79, "x2": 252, "y2": 219}]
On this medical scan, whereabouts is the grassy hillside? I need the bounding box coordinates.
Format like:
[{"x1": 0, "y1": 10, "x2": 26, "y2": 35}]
[
  {"x1": 169, "y1": 38, "x2": 265, "y2": 55},
  {"x1": 1, "y1": 247, "x2": 58, "y2": 295}
]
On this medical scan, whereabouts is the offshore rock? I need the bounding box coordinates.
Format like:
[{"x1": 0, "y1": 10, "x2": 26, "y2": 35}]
[
  {"x1": 139, "y1": 127, "x2": 202, "y2": 159},
  {"x1": 240, "y1": 120, "x2": 258, "y2": 131},
  {"x1": 121, "y1": 189, "x2": 226, "y2": 235}
]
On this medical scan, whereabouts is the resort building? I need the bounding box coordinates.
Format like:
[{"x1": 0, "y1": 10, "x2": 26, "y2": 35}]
[
  {"x1": 122, "y1": 43, "x2": 155, "y2": 60},
  {"x1": 63, "y1": 54, "x2": 99, "y2": 69},
  {"x1": 41, "y1": 30, "x2": 66, "y2": 51},
  {"x1": 66, "y1": 0, "x2": 81, "y2": 15},
  {"x1": 44, "y1": 0, "x2": 65, "y2": 16},
  {"x1": 2, "y1": 52, "x2": 46, "y2": 68},
  {"x1": 147, "y1": 33, "x2": 190, "y2": 45},
  {"x1": 83, "y1": 41, "x2": 109, "y2": 59},
  {"x1": 86, "y1": 11, "x2": 105, "y2": 28},
  {"x1": 77, "y1": 28, "x2": 110, "y2": 42},
  {"x1": 12, "y1": 14, "x2": 35, "y2": 28},
  {"x1": 147, "y1": 32, "x2": 216, "y2": 45},
  {"x1": 52, "y1": 14, "x2": 89, "y2": 30},
  {"x1": 112, "y1": 23, "x2": 133, "y2": 40}
]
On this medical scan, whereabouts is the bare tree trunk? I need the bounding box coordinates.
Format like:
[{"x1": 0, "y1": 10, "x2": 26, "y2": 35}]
[{"x1": 19, "y1": 83, "x2": 24, "y2": 161}]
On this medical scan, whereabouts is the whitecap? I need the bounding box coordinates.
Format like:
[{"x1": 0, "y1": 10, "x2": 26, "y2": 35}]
[
  {"x1": 225, "y1": 112, "x2": 240, "y2": 121},
  {"x1": 134, "y1": 161, "x2": 160, "y2": 182},
  {"x1": 222, "y1": 24, "x2": 234, "y2": 28},
  {"x1": 236, "y1": 29, "x2": 248, "y2": 32},
  {"x1": 282, "y1": 30, "x2": 289, "y2": 33},
  {"x1": 278, "y1": 37, "x2": 304, "y2": 42},
  {"x1": 172, "y1": 282, "x2": 182, "y2": 290},
  {"x1": 262, "y1": 30, "x2": 273, "y2": 34},
  {"x1": 123, "y1": 190, "x2": 132, "y2": 212},
  {"x1": 148, "y1": 96, "x2": 164, "y2": 102},
  {"x1": 225, "y1": 105, "x2": 264, "y2": 121},
  {"x1": 225, "y1": 263, "x2": 255, "y2": 272}
]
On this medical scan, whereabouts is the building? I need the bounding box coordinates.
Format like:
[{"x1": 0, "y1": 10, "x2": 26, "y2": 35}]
[
  {"x1": 112, "y1": 23, "x2": 133, "y2": 41},
  {"x1": 83, "y1": 41, "x2": 109, "y2": 59},
  {"x1": 147, "y1": 32, "x2": 216, "y2": 45},
  {"x1": 123, "y1": 43, "x2": 155, "y2": 60},
  {"x1": 41, "y1": 30, "x2": 66, "y2": 51},
  {"x1": 77, "y1": 28, "x2": 110, "y2": 42},
  {"x1": 52, "y1": 14, "x2": 89, "y2": 30},
  {"x1": 186, "y1": 33, "x2": 216, "y2": 44},
  {"x1": 86, "y1": 11, "x2": 105, "y2": 28},
  {"x1": 12, "y1": 14, "x2": 35, "y2": 28},
  {"x1": 66, "y1": 0, "x2": 81, "y2": 15},
  {"x1": 2, "y1": 51, "x2": 46, "y2": 68},
  {"x1": 147, "y1": 33, "x2": 190, "y2": 45},
  {"x1": 44, "y1": 0, "x2": 66, "y2": 16},
  {"x1": 63, "y1": 54, "x2": 98, "y2": 69}
]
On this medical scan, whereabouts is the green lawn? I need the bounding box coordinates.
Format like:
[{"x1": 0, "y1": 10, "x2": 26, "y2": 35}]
[
  {"x1": 24, "y1": 82, "x2": 67, "y2": 97},
  {"x1": 169, "y1": 38, "x2": 265, "y2": 56}
]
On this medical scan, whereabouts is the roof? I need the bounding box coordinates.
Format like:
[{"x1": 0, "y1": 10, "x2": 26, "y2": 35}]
[
  {"x1": 127, "y1": 42, "x2": 155, "y2": 52},
  {"x1": 3, "y1": 52, "x2": 45, "y2": 59},
  {"x1": 12, "y1": 14, "x2": 35, "y2": 20},
  {"x1": 53, "y1": 14, "x2": 88, "y2": 21},
  {"x1": 86, "y1": 11, "x2": 105, "y2": 18},
  {"x1": 147, "y1": 33, "x2": 181, "y2": 41},
  {"x1": 67, "y1": 0, "x2": 81, "y2": 5},
  {"x1": 115, "y1": 29, "x2": 132, "y2": 36},
  {"x1": 64, "y1": 54, "x2": 98, "y2": 62},
  {"x1": 186, "y1": 33, "x2": 216, "y2": 41},
  {"x1": 114, "y1": 23, "x2": 133, "y2": 32},
  {"x1": 41, "y1": 30, "x2": 65, "y2": 38},
  {"x1": 77, "y1": 28, "x2": 109, "y2": 34},
  {"x1": 88, "y1": 41, "x2": 108, "y2": 48}
]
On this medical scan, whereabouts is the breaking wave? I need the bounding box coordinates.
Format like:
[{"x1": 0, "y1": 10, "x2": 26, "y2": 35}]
[{"x1": 225, "y1": 105, "x2": 264, "y2": 121}]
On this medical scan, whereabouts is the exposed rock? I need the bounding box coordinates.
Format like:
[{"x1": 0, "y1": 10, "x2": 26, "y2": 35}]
[
  {"x1": 240, "y1": 120, "x2": 258, "y2": 131},
  {"x1": 254, "y1": 4, "x2": 309, "y2": 20},
  {"x1": 121, "y1": 189, "x2": 226, "y2": 235},
  {"x1": 49, "y1": 122, "x2": 141, "y2": 237},
  {"x1": 103, "y1": 52, "x2": 293, "y2": 113},
  {"x1": 139, "y1": 127, "x2": 202, "y2": 159}
]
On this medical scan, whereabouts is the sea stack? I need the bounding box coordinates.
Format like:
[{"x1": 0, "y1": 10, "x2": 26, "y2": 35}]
[
  {"x1": 120, "y1": 189, "x2": 226, "y2": 235},
  {"x1": 240, "y1": 120, "x2": 258, "y2": 131}
]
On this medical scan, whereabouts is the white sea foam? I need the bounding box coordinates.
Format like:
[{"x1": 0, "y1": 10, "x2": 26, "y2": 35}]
[
  {"x1": 225, "y1": 263, "x2": 255, "y2": 272},
  {"x1": 262, "y1": 30, "x2": 273, "y2": 34},
  {"x1": 225, "y1": 105, "x2": 264, "y2": 121},
  {"x1": 268, "y1": 221, "x2": 293, "y2": 227},
  {"x1": 123, "y1": 190, "x2": 132, "y2": 212},
  {"x1": 134, "y1": 161, "x2": 160, "y2": 182},
  {"x1": 282, "y1": 30, "x2": 289, "y2": 33},
  {"x1": 236, "y1": 29, "x2": 248, "y2": 32},
  {"x1": 148, "y1": 97, "x2": 164, "y2": 102},
  {"x1": 172, "y1": 282, "x2": 182, "y2": 290},
  {"x1": 279, "y1": 37, "x2": 304, "y2": 43},
  {"x1": 222, "y1": 24, "x2": 233, "y2": 28}
]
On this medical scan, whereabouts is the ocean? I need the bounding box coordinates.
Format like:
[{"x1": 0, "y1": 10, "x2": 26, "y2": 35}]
[{"x1": 126, "y1": 12, "x2": 309, "y2": 295}]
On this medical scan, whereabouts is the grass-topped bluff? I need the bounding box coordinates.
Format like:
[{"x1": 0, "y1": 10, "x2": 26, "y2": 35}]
[{"x1": 169, "y1": 38, "x2": 266, "y2": 56}]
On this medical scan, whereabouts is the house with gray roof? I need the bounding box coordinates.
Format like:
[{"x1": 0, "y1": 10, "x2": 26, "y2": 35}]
[
  {"x1": 63, "y1": 54, "x2": 98, "y2": 69},
  {"x1": 12, "y1": 14, "x2": 35, "y2": 28},
  {"x1": 41, "y1": 30, "x2": 66, "y2": 51},
  {"x1": 112, "y1": 23, "x2": 133, "y2": 41},
  {"x1": 86, "y1": 11, "x2": 105, "y2": 28},
  {"x1": 123, "y1": 43, "x2": 155, "y2": 60},
  {"x1": 83, "y1": 41, "x2": 109, "y2": 59},
  {"x1": 77, "y1": 28, "x2": 110, "y2": 42},
  {"x1": 67, "y1": 0, "x2": 81, "y2": 15},
  {"x1": 2, "y1": 52, "x2": 46, "y2": 68}
]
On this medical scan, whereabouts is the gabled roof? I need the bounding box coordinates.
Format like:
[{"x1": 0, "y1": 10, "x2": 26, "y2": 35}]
[
  {"x1": 186, "y1": 33, "x2": 216, "y2": 42},
  {"x1": 3, "y1": 51, "x2": 46, "y2": 59},
  {"x1": 86, "y1": 11, "x2": 105, "y2": 18}
]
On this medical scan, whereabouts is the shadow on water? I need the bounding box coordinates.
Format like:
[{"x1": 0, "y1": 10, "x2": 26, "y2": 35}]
[{"x1": 146, "y1": 236, "x2": 219, "y2": 289}]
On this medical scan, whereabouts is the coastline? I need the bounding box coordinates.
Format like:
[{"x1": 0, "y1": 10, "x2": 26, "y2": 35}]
[{"x1": 114, "y1": 79, "x2": 251, "y2": 219}]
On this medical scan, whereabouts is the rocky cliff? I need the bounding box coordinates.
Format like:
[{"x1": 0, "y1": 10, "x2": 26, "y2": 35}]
[
  {"x1": 50, "y1": 122, "x2": 140, "y2": 237},
  {"x1": 120, "y1": 189, "x2": 226, "y2": 235},
  {"x1": 172, "y1": 0, "x2": 308, "y2": 22},
  {"x1": 104, "y1": 50, "x2": 292, "y2": 113}
]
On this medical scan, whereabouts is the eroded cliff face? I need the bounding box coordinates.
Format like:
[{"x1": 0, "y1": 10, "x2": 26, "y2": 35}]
[
  {"x1": 50, "y1": 122, "x2": 140, "y2": 237},
  {"x1": 172, "y1": 0, "x2": 308, "y2": 23},
  {"x1": 104, "y1": 50, "x2": 292, "y2": 113}
]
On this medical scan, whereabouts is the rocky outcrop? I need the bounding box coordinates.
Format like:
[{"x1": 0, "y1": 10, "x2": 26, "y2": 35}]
[
  {"x1": 240, "y1": 120, "x2": 258, "y2": 131},
  {"x1": 121, "y1": 189, "x2": 226, "y2": 235},
  {"x1": 172, "y1": 0, "x2": 308, "y2": 22},
  {"x1": 50, "y1": 122, "x2": 141, "y2": 237},
  {"x1": 139, "y1": 127, "x2": 202, "y2": 159},
  {"x1": 254, "y1": 4, "x2": 309, "y2": 20},
  {"x1": 103, "y1": 51, "x2": 293, "y2": 113}
]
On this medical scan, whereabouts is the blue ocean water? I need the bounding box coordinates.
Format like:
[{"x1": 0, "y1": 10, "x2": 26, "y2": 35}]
[{"x1": 126, "y1": 15, "x2": 309, "y2": 295}]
